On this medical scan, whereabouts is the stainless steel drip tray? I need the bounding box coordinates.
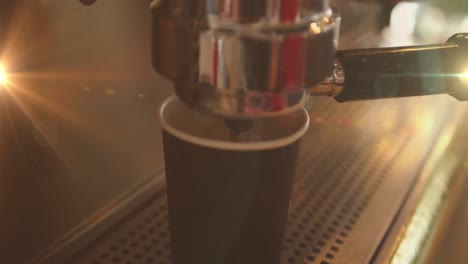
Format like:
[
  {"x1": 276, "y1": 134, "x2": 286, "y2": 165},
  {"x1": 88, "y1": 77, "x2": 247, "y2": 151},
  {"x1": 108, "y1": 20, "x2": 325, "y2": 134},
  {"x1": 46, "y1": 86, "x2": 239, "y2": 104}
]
[{"x1": 43, "y1": 97, "x2": 464, "y2": 264}]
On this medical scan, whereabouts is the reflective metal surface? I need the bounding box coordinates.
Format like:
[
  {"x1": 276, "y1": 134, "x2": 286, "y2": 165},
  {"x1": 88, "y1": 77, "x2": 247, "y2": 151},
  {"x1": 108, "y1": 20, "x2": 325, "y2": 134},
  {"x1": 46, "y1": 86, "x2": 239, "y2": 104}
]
[
  {"x1": 0, "y1": 1, "x2": 466, "y2": 263},
  {"x1": 431, "y1": 163, "x2": 468, "y2": 264},
  {"x1": 374, "y1": 106, "x2": 468, "y2": 264},
  {"x1": 151, "y1": 0, "x2": 339, "y2": 118},
  {"x1": 310, "y1": 59, "x2": 344, "y2": 96},
  {"x1": 205, "y1": 0, "x2": 330, "y2": 23},
  {"x1": 0, "y1": 1, "x2": 172, "y2": 263},
  {"x1": 66, "y1": 96, "x2": 467, "y2": 264}
]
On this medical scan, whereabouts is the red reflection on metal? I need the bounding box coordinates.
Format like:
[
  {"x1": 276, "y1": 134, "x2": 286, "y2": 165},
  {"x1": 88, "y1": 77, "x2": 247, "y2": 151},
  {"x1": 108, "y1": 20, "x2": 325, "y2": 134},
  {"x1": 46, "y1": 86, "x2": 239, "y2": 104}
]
[
  {"x1": 211, "y1": 39, "x2": 218, "y2": 85},
  {"x1": 272, "y1": 94, "x2": 282, "y2": 111},
  {"x1": 280, "y1": 0, "x2": 298, "y2": 22},
  {"x1": 279, "y1": 0, "x2": 301, "y2": 92}
]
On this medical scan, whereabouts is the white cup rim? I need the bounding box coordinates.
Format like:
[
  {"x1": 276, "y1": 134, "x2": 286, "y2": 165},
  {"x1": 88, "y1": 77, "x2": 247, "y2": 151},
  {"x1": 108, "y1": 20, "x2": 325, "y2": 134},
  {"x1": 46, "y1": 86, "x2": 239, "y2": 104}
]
[{"x1": 159, "y1": 95, "x2": 310, "y2": 151}]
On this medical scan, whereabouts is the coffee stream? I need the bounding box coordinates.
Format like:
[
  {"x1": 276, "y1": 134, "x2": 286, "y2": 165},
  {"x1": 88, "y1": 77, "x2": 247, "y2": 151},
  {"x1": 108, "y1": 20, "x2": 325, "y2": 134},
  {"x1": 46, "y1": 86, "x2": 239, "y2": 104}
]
[{"x1": 224, "y1": 119, "x2": 254, "y2": 142}]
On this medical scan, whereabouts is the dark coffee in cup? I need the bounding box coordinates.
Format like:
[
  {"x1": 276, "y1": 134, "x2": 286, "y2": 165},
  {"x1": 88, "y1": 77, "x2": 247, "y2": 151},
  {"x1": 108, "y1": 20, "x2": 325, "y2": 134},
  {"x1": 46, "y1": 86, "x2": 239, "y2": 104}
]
[{"x1": 159, "y1": 96, "x2": 309, "y2": 264}]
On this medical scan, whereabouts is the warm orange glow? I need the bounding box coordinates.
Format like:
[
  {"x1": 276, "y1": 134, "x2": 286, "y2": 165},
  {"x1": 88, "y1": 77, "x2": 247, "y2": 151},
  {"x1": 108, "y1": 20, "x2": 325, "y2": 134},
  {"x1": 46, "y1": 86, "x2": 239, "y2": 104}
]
[
  {"x1": 459, "y1": 69, "x2": 468, "y2": 84},
  {"x1": 0, "y1": 65, "x2": 8, "y2": 86},
  {"x1": 310, "y1": 23, "x2": 321, "y2": 34}
]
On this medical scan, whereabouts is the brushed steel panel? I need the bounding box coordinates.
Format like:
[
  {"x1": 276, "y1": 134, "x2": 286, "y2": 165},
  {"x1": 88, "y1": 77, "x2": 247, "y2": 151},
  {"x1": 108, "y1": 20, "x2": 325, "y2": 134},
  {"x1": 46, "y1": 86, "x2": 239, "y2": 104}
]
[{"x1": 67, "y1": 96, "x2": 465, "y2": 264}]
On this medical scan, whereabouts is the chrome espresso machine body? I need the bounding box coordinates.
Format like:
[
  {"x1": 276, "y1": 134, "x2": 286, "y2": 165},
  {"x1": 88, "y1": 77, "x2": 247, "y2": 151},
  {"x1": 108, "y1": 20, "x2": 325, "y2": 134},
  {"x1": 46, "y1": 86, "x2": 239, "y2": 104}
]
[
  {"x1": 151, "y1": 0, "x2": 339, "y2": 117},
  {"x1": 151, "y1": 0, "x2": 466, "y2": 120},
  {"x1": 0, "y1": 0, "x2": 467, "y2": 263}
]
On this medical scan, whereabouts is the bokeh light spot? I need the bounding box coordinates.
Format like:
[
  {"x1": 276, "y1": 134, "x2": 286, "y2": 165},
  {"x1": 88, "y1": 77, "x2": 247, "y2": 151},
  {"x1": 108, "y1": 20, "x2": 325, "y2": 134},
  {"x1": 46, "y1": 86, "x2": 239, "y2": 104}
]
[{"x1": 0, "y1": 65, "x2": 9, "y2": 86}]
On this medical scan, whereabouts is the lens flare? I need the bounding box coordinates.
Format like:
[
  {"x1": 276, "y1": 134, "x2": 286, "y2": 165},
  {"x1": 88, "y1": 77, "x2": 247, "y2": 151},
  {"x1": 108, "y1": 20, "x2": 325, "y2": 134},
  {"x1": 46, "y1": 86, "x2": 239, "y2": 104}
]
[
  {"x1": 0, "y1": 65, "x2": 8, "y2": 86},
  {"x1": 460, "y1": 69, "x2": 468, "y2": 84}
]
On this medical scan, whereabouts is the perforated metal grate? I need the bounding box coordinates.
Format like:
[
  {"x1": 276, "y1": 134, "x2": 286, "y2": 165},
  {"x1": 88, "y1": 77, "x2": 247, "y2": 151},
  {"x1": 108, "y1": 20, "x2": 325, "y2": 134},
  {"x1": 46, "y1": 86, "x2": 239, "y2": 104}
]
[
  {"x1": 282, "y1": 132, "x2": 399, "y2": 264},
  {"x1": 71, "y1": 97, "x2": 438, "y2": 264},
  {"x1": 279, "y1": 98, "x2": 409, "y2": 263},
  {"x1": 74, "y1": 196, "x2": 171, "y2": 264}
]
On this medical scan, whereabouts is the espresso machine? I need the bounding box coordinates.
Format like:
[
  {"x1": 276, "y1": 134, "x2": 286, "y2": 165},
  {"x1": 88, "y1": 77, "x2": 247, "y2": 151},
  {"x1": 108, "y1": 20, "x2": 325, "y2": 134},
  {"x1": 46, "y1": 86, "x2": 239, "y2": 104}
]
[{"x1": 0, "y1": 0, "x2": 467, "y2": 263}]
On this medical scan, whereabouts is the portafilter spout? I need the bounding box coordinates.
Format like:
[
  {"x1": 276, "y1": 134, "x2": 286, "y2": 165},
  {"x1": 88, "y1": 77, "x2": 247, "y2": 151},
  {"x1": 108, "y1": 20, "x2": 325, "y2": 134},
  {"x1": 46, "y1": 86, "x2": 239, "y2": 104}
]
[
  {"x1": 151, "y1": 0, "x2": 466, "y2": 121},
  {"x1": 151, "y1": 0, "x2": 340, "y2": 119}
]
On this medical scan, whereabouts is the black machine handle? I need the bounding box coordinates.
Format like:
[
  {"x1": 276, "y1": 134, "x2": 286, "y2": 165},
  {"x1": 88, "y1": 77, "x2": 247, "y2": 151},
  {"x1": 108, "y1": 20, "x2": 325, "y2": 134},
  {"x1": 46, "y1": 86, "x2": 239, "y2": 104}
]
[{"x1": 335, "y1": 33, "x2": 468, "y2": 102}]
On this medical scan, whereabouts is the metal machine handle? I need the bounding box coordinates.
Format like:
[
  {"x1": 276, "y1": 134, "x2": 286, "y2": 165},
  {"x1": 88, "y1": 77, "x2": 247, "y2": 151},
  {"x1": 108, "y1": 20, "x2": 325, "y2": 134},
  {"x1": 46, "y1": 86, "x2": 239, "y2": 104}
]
[
  {"x1": 317, "y1": 33, "x2": 468, "y2": 102},
  {"x1": 336, "y1": 43, "x2": 457, "y2": 101}
]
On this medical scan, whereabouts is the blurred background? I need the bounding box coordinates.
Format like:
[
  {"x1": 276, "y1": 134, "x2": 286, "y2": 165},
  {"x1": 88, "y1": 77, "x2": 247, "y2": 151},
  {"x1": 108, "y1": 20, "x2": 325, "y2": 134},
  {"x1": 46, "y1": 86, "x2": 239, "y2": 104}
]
[{"x1": 0, "y1": 0, "x2": 466, "y2": 263}]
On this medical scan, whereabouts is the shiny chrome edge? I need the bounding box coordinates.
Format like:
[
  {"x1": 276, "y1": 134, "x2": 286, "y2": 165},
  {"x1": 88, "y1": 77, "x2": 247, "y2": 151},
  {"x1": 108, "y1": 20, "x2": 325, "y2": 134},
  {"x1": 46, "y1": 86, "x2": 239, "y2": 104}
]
[
  {"x1": 26, "y1": 169, "x2": 167, "y2": 264},
  {"x1": 417, "y1": 157, "x2": 467, "y2": 264},
  {"x1": 372, "y1": 107, "x2": 468, "y2": 264},
  {"x1": 330, "y1": 102, "x2": 465, "y2": 264},
  {"x1": 152, "y1": 1, "x2": 340, "y2": 118},
  {"x1": 189, "y1": 89, "x2": 310, "y2": 119},
  {"x1": 310, "y1": 58, "x2": 344, "y2": 97}
]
